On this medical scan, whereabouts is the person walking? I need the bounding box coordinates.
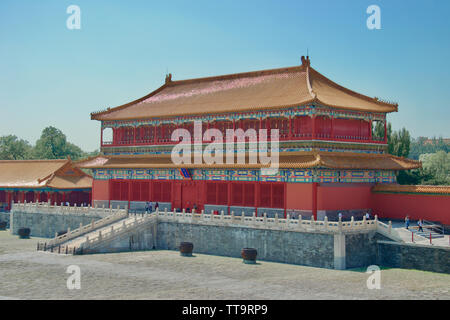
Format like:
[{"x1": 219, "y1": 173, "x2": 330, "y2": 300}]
[
  {"x1": 418, "y1": 219, "x2": 423, "y2": 232},
  {"x1": 405, "y1": 216, "x2": 410, "y2": 230},
  {"x1": 365, "y1": 212, "x2": 370, "y2": 220}
]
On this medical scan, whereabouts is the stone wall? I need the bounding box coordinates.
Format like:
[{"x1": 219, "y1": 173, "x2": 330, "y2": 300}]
[
  {"x1": 156, "y1": 221, "x2": 335, "y2": 269},
  {"x1": 11, "y1": 211, "x2": 104, "y2": 238},
  {"x1": 376, "y1": 240, "x2": 450, "y2": 274},
  {"x1": 0, "y1": 212, "x2": 10, "y2": 228}
]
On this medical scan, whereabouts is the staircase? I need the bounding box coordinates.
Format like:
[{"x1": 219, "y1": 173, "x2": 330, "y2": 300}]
[
  {"x1": 37, "y1": 212, "x2": 157, "y2": 254},
  {"x1": 410, "y1": 220, "x2": 445, "y2": 240}
]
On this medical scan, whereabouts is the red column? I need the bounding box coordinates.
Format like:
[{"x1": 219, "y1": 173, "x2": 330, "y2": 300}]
[
  {"x1": 36, "y1": 191, "x2": 40, "y2": 203},
  {"x1": 311, "y1": 115, "x2": 316, "y2": 139},
  {"x1": 312, "y1": 182, "x2": 318, "y2": 220},
  {"x1": 369, "y1": 120, "x2": 373, "y2": 142},
  {"x1": 331, "y1": 117, "x2": 335, "y2": 139},
  {"x1": 19, "y1": 191, "x2": 25, "y2": 203},
  {"x1": 133, "y1": 127, "x2": 137, "y2": 145},
  {"x1": 128, "y1": 180, "x2": 131, "y2": 209},
  {"x1": 384, "y1": 121, "x2": 387, "y2": 143},
  {"x1": 288, "y1": 116, "x2": 292, "y2": 139},
  {"x1": 62, "y1": 192, "x2": 66, "y2": 205},
  {"x1": 7, "y1": 191, "x2": 11, "y2": 210},
  {"x1": 100, "y1": 125, "x2": 104, "y2": 147},
  {"x1": 154, "y1": 125, "x2": 158, "y2": 144}
]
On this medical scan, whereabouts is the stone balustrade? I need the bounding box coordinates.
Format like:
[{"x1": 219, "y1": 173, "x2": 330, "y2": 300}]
[
  {"x1": 155, "y1": 208, "x2": 385, "y2": 234},
  {"x1": 11, "y1": 201, "x2": 127, "y2": 218}
]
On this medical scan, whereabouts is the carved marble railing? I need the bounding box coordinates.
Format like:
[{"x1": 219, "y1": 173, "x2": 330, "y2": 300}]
[
  {"x1": 80, "y1": 213, "x2": 157, "y2": 251},
  {"x1": 12, "y1": 201, "x2": 126, "y2": 218},
  {"x1": 155, "y1": 208, "x2": 386, "y2": 234}
]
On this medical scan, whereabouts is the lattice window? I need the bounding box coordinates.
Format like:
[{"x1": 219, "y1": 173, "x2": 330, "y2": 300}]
[
  {"x1": 259, "y1": 184, "x2": 271, "y2": 207},
  {"x1": 206, "y1": 182, "x2": 217, "y2": 203},
  {"x1": 272, "y1": 184, "x2": 284, "y2": 208},
  {"x1": 243, "y1": 184, "x2": 255, "y2": 207},
  {"x1": 231, "y1": 183, "x2": 243, "y2": 206},
  {"x1": 217, "y1": 183, "x2": 228, "y2": 205}
]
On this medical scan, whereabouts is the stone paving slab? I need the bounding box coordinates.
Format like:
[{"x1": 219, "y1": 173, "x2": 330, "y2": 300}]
[{"x1": 0, "y1": 230, "x2": 449, "y2": 300}]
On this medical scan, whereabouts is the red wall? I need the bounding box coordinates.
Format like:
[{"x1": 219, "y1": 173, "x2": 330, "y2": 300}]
[
  {"x1": 92, "y1": 180, "x2": 110, "y2": 202},
  {"x1": 286, "y1": 183, "x2": 312, "y2": 210},
  {"x1": 318, "y1": 185, "x2": 372, "y2": 210},
  {"x1": 372, "y1": 192, "x2": 450, "y2": 225}
]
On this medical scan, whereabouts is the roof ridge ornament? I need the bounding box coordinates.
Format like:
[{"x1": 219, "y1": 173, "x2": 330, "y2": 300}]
[
  {"x1": 165, "y1": 73, "x2": 172, "y2": 84},
  {"x1": 301, "y1": 55, "x2": 311, "y2": 67}
]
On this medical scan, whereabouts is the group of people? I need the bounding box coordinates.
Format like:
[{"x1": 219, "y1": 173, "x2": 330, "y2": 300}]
[
  {"x1": 405, "y1": 216, "x2": 424, "y2": 232},
  {"x1": 144, "y1": 201, "x2": 158, "y2": 213}
]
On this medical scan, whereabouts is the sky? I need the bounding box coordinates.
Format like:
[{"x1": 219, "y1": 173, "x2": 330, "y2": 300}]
[{"x1": 1, "y1": 0, "x2": 449, "y2": 152}]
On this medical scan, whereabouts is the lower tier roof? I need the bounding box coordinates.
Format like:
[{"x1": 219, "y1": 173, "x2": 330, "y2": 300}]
[{"x1": 76, "y1": 151, "x2": 421, "y2": 171}]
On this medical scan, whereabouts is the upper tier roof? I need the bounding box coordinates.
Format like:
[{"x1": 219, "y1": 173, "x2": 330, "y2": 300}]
[
  {"x1": 91, "y1": 57, "x2": 398, "y2": 121},
  {"x1": 0, "y1": 159, "x2": 93, "y2": 190}
]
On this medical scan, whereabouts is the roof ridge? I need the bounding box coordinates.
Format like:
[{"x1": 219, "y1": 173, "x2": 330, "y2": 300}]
[
  {"x1": 166, "y1": 65, "x2": 305, "y2": 86},
  {"x1": 0, "y1": 159, "x2": 68, "y2": 163}
]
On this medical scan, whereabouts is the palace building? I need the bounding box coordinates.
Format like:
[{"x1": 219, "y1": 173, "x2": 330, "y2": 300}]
[
  {"x1": 0, "y1": 158, "x2": 92, "y2": 211},
  {"x1": 79, "y1": 57, "x2": 422, "y2": 220}
]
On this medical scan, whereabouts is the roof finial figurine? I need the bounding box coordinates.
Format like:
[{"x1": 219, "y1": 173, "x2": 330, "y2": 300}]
[
  {"x1": 165, "y1": 73, "x2": 172, "y2": 84},
  {"x1": 301, "y1": 55, "x2": 310, "y2": 67}
]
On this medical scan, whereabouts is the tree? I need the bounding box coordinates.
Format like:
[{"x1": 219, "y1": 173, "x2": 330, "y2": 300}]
[
  {"x1": 33, "y1": 126, "x2": 87, "y2": 160},
  {"x1": 0, "y1": 135, "x2": 32, "y2": 160},
  {"x1": 388, "y1": 127, "x2": 410, "y2": 158},
  {"x1": 419, "y1": 151, "x2": 450, "y2": 185}
]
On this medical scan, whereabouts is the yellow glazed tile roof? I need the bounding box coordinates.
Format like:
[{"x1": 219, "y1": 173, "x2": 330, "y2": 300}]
[
  {"x1": 91, "y1": 58, "x2": 397, "y2": 121},
  {"x1": 76, "y1": 151, "x2": 420, "y2": 171},
  {"x1": 0, "y1": 159, "x2": 92, "y2": 190}
]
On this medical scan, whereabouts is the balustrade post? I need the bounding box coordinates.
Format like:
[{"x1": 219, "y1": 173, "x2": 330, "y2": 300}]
[
  {"x1": 220, "y1": 210, "x2": 224, "y2": 221},
  {"x1": 275, "y1": 213, "x2": 279, "y2": 225},
  {"x1": 374, "y1": 215, "x2": 378, "y2": 228},
  {"x1": 252, "y1": 211, "x2": 256, "y2": 223},
  {"x1": 350, "y1": 216, "x2": 354, "y2": 228},
  {"x1": 324, "y1": 216, "x2": 328, "y2": 230},
  {"x1": 298, "y1": 215, "x2": 302, "y2": 229},
  {"x1": 241, "y1": 211, "x2": 245, "y2": 223},
  {"x1": 263, "y1": 212, "x2": 267, "y2": 225},
  {"x1": 338, "y1": 216, "x2": 342, "y2": 232},
  {"x1": 388, "y1": 221, "x2": 392, "y2": 234},
  {"x1": 362, "y1": 215, "x2": 367, "y2": 229}
]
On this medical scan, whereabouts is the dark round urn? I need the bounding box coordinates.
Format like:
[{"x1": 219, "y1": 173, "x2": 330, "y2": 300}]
[
  {"x1": 57, "y1": 230, "x2": 67, "y2": 237},
  {"x1": 0, "y1": 221, "x2": 7, "y2": 230},
  {"x1": 18, "y1": 227, "x2": 31, "y2": 239},
  {"x1": 179, "y1": 242, "x2": 193, "y2": 257},
  {"x1": 241, "y1": 248, "x2": 257, "y2": 264}
]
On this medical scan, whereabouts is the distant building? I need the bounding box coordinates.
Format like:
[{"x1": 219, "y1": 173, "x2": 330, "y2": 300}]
[{"x1": 0, "y1": 158, "x2": 92, "y2": 211}]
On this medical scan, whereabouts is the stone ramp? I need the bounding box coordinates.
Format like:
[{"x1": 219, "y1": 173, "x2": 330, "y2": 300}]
[{"x1": 37, "y1": 213, "x2": 158, "y2": 254}]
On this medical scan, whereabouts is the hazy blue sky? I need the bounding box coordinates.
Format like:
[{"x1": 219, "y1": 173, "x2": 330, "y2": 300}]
[{"x1": 1, "y1": 0, "x2": 449, "y2": 151}]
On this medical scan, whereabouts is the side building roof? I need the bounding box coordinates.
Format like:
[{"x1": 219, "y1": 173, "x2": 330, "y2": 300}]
[
  {"x1": 91, "y1": 57, "x2": 398, "y2": 121},
  {"x1": 0, "y1": 159, "x2": 93, "y2": 190}
]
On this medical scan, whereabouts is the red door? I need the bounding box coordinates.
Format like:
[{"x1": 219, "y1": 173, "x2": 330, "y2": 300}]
[{"x1": 182, "y1": 182, "x2": 197, "y2": 211}]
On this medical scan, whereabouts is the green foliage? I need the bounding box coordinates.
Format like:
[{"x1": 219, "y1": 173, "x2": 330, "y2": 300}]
[
  {"x1": 383, "y1": 123, "x2": 449, "y2": 185},
  {"x1": 388, "y1": 127, "x2": 410, "y2": 158},
  {"x1": 409, "y1": 137, "x2": 449, "y2": 160},
  {"x1": 0, "y1": 135, "x2": 32, "y2": 160},
  {"x1": 0, "y1": 127, "x2": 95, "y2": 161},
  {"x1": 419, "y1": 151, "x2": 450, "y2": 185}
]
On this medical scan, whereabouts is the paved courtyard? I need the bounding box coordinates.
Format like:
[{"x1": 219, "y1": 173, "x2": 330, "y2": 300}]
[{"x1": 0, "y1": 230, "x2": 449, "y2": 300}]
